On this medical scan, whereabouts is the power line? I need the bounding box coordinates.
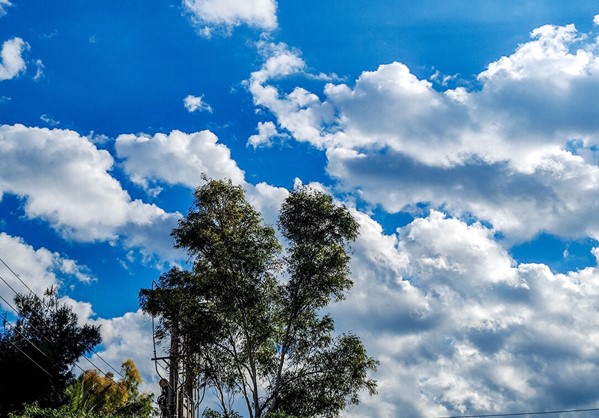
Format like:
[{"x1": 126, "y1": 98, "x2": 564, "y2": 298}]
[
  {"x1": 0, "y1": 256, "x2": 37, "y2": 296},
  {"x1": 0, "y1": 255, "x2": 127, "y2": 380},
  {"x1": 439, "y1": 407, "x2": 599, "y2": 417},
  {"x1": 1, "y1": 310, "x2": 52, "y2": 377},
  {"x1": 0, "y1": 289, "x2": 23, "y2": 321},
  {"x1": 1, "y1": 306, "x2": 136, "y2": 408},
  {"x1": 0, "y1": 265, "x2": 21, "y2": 296},
  {"x1": 2, "y1": 324, "x2": 52, "y2": 377},
  {"x1": 0, "y1": 277, "x2": 124, "y2": 390},
  {"x1": 0, "y1": 260, "x2": 155, "y2": 414}
]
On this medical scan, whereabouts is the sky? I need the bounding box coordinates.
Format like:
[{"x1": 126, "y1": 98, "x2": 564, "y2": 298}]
[{"x1": 2, "y1": 0, "x2": 599, "y2": 416}]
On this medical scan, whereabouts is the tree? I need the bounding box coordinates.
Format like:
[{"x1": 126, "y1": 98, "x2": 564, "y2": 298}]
[
  {"x1": 64, "y1": 359, "x2": 154, "y2": 417},
  {"x1": 8, "y1": 359, "x2": 153, "y2": 418},
  {"x1": 0, "y1": 288, "x2": 102, "y2": 417},
  {"x1": 140, "y1": 178, "x2": 377, "y2": 418}
]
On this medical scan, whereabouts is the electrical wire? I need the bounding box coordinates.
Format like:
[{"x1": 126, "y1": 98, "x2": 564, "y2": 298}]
[
  {"x1": 2, "y1": 328, "x2": 52, "y2": 377},
  {"x1": 1, "y1": 310, "x2": 52, "y2": 376},
  {"x1": 0, "y1": 256, "x2": 37, "y2": 297},
  {"x1": 439, "y1": 406, "x2": 599, "y2": 417},
  {"x1": 0, "y1": 265, "x2": 21, "y2": 296},
  {"x1": 0, "y1": 256, "x2": 127, "y2": 381},
  {"x1": 0, "y1": 269, "x2": 124, "y2": 390},
  {"x1": 0, "y1": 256, "x2": 160, "y2": 416}
]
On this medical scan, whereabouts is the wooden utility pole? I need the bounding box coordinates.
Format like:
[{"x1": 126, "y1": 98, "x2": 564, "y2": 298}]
[
  {"x1": 168, "y1": 326, "x2": 180, "y2": 418},
  {"x1": 155, "y1": 326, "x2": 195, "y2": 418}
]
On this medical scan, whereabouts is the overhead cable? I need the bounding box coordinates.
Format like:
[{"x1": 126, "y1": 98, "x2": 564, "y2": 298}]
[
  {"x1": 0, "y1": 255, "x2": 127, "y2": 380},
  {"x1": 440, "y1": 406, "x2": 599, "y2": 417}
]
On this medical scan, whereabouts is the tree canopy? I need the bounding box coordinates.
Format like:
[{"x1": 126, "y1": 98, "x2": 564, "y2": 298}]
[
  {"x1": 0, "y1": 288, "x2": 101, "y2": 417},
  {"x1": 140, "y1": 178, "x2": 377, "y2": 418},
  {"x1": 63, "y1": 359, "x2": 154, "y2": 417},
  {"x1": 8, "y1": 359, "x2": 153, "y2": 418}
]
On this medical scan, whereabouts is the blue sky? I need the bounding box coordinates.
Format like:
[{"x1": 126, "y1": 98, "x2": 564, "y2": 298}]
[{"x1": 3, "y1": 1, "x2": 599, "y2": 416}]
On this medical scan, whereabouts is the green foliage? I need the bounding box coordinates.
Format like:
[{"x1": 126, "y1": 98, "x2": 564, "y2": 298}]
[
  {"x1": 140, "y1": 178, "x2": 378, "y2": 418},
  {"x1": 65, "y1": 359, "x2": 153, "y2": 417},
  {"x1": 9, "y1": 360, "x2": 154, "y2": 418},
  {"x1": 0, "y1": 288, "x2": 102, "y2": 416},
  {"x1": 8, "y1": 402, "x2": 96, "y2": 418},
  {"x1": 201, "y1": 408, "x2": 242, "y2": 418},
  {"x1": 8, "y1": 402, "x2": 148, "y2": 418}
]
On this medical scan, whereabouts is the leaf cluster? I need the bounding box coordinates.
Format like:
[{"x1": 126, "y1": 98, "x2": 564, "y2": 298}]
[
  {"x1": 0, "y1": 288, "x2": 101, "y2": 416},
  {"x1": 140, "y1": 179, "x2": 378, "y2": 418},
  {"x1": 8, "y1": 359, "x2": 154, "y2": 418}
]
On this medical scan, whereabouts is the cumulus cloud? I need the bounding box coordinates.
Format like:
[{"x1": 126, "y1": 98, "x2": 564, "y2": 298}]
[
  {"x1": 114, "y1": 128, "x2": 289, "y2": 228},
  {"x1": 0, "y1": 233, "x2": 92, "y2": 311},
  {"x1": 66, "y1": 305, "x2": 160, "y2": 394},
  {"x1": 248, "y1": 42, "x2": 335, "y2": 148},
  {"x1": 244, "y1": 181, "x2": 288, "y2": 227},
  {"x1": 183, "y1": 94, "x2": 212, "y2": 113},
  {"x1": 60, "y1": 296, "x2": 96, "y2": 327},
  {"x1": 247, "y1": 121, "x2": 286, "y2": 148},
  {"x1": 48, "y1": 203, "x2": 599, "y2": 417},
  {"x1": 0, "y1": 124, "x2": 180, "y2": 260},
  {"x1": 183, "y1": 0, "x2": 277, "y2": 36},
  {"x1": 87, "y1": 310, "x2": 160, "y2": 393},
  {"x1": 326, "y1": 210, "x2": 599, "y2": 416},
  {"x1": 248, "y1": 21, "x2": 599, "y2": 241},
  {"x1": 115, "y1": 129, "x2": 245, "y2": 193},
  {"x1": 0, "y1": 37, "x2": 28, "y2": 81}
]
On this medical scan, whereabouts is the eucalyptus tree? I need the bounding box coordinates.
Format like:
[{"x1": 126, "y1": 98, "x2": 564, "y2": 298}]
[{"x1": 140, "y1": 178, "x2": 377, "y2": 418}]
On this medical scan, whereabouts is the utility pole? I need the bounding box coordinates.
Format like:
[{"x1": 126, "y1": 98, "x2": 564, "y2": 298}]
[
  {"x1": 155, "y1": 325, "x2": 195, "y2": 418},
  {"x1": 168, "y1": 326, "x2": 180, "y2": 418}
]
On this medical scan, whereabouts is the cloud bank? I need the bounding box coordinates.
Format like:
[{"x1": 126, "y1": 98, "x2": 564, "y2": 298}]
[
  {"x1": 326, "y1": 210, "x2": 599, "y2": 416},
  {"x1": 248, "y1": 22, "x2": 599, "y2": 242},
  {"x1": 0, "y1": 124, "x2": 179, "y2": 259}
]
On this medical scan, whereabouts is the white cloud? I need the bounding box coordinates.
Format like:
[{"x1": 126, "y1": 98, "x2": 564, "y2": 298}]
[
  {"x1": 76, "y1": 309, "x2": 161, "y2": 394},
  {"x1": 53, "y1": 205, "x2": 599, "y2": 417},
  {"x1": 183, "y1": 0, "x2": 277, "y2": 36},
  {"x1": 0, "y1": 124, "x2": 180, "y2": 260},
  {"x1": 0, "y1": 233, "x2": 92, "y2": 311},
  {"x1": 248, "y1": 42, "x2": 334, "y2": 147},
  {"x1": 33, "y1": 59, "x2": 44, "y2": 81},
  {"x1": 247, "y1": 121, "x2": 285, "y2": 148},
  {"x1": 114, "y1": 128, "x2": 289, "y2": 232},
  {"x1": 40, "y1": 114, "x2": 59, "y2": 126},
  {"x1": 183, "y1": 94, "x2": 213, "y2": 113},
  {"x1": 593, "y1": 14, "x2": 599, "y2": 26},
  {"x1": 115, "y1": 129, "x2": 245, "y2": 193},
  {"x1": 329, "y1": 210, "x2": 599, "y2": 416},
  {"x1": 0, "y1": 37, "x2": 28, "y2": 81},
  {"x1": 245, "y1": 181, "x2": 288, "y2": 227},
  {"x1": 248, "y1": 21, "x2": 599, "y2": 242},
  {"x1": 60, "y1": 296, "x2": 96, "y2": 327},
  {"x1": 0, "y1": 0, "x2": 11, "y2": 17}
]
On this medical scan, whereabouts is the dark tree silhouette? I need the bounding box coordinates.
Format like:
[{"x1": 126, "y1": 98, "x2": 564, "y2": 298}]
[{"x1": 0, "y1": 288, "x2": 101, "y2": 417}]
